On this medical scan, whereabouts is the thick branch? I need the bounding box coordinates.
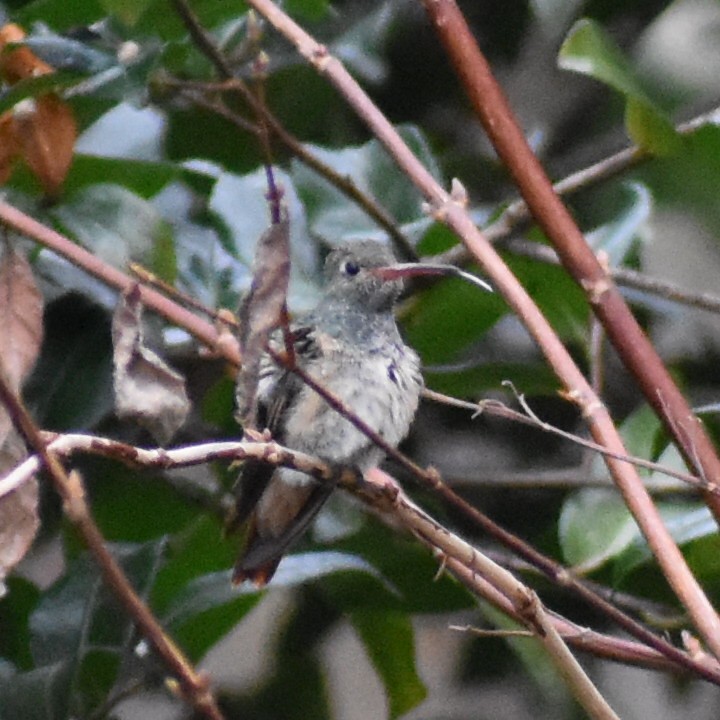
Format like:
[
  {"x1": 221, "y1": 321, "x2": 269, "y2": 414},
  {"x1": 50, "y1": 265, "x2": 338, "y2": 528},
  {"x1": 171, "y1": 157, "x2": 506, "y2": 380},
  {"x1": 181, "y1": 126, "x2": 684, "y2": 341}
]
[
  {"x1": 0, "y1": 376, "x2": 224, "y2": 720},
  {"x1": 420, "y1": 0, "x2": 720, "y2": 526},
  {"x1": 243, "y1": 0, "x2": 720, "y2": 665},
  {"x1": 6, "y1": 431, "x2": 720, "y2": 685}
]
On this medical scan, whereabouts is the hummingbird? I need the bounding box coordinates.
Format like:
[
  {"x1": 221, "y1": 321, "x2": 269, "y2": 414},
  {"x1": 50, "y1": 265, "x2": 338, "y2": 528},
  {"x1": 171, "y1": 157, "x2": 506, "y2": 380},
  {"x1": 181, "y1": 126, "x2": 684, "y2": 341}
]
[{"x1": 232, "y1": 239, "x2": 491, "y2": 585}]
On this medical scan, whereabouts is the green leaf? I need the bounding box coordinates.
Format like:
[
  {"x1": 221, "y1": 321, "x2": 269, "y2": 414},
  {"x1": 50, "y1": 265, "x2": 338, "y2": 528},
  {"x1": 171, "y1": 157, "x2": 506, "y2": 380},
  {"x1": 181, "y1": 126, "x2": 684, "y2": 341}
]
[
  {"x1": 207, "y1": 166, "x2": 321, "y2": 311},
  {"x1": 558, "y1": 18, "x2": 680, "y2": 155},
  {"x1": 0, "y1": 661, "x2": 73, "y2": 720},
  {"x1": 559, "y1": 18, "x2": 644, "y2": 98},
  {"x1": 638, "y1": 124, "x2": 720, "y2": 236},
  {"x1": 333, "y1": 522, "x2": 474, "y2": 613},
  {"x1": 351, "y1": 610, "x2": 427, "y2": 718},
  {"x1": 625, "y1": 98, "x2": 682, "y2": 157},
  {"x1": 25, "y1": 296, "x2": 114, "y2": 431},
  {"x1": 51, "y1": 183, "x2": 165, "y2": 269},
  {"x1": 333, "y1": 3, "x2": 400, "y2": 84},
  {"x1": 17, "y1": 1, "x2": 106, "y2": 30},
  {"x1": 65, "y1": 155, "x2": 180, "y2": 198},
  {"x1": 506, "y1": 251, "x2": 589, "y2": 345},
  {"x1": 163, "y1": 552, "x2": 382, "y2": 659},
  {"x1": 423, "y1": 361, "x2": 560, "y2": 398},
  {"x1": 165, "y1": 552, "x2": 381, "y2": 626},
  {"x1": 25, "y1": 540, "x2": 166, "y2": 715},
  {"x1": 286, "y1": 0, "x2": 329, "y2": 21},
  {"x1": 139, "y1": 0, "x2": 248, "y2": 41},
  {"x1": 99, "y1": 0, "x2": 154, "y2": 25},
  {"x1": 0, "y1": 71, "x2": 86, "y2": 116},
  {"x1": 292, "y1": 124, "x2": 440, "y2": 246},
  {"x1": 404, "y1": 275, "x2": 505, "y2": 365},
  {"x1": 614, "y1": 503, "x2": 715, "y2": 581},
  {"x1": 30, "y1": 541, "x2": 167, "y2": 666},
  {"x1": 22, "y1": 35, "x2": 114, "y2": 74},
  {"x1": 558, "y1": 489, "x2": 638, "y2": 570},
  {"x1": 585, "y1": 182, "x2": 652, "y2": 267},
  {"x1": 0, "y1": 578, "x2": 40, "y2": 670},
  {"x1": 85, "y1": 461, "x2": 197, "y2": 542}
]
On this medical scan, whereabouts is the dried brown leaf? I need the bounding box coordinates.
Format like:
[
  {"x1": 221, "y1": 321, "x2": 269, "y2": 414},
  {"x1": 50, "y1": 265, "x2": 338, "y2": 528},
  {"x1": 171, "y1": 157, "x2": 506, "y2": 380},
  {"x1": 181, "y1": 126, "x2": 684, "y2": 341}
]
[
  {"x1": 236, "y1": 217, "x2": 290, "y2": 428},
  {"x1": 0, "y1": 244, "x2": 44, "y2": 391},
  {"x1": 0, "y1": 425, "x2": 38, "y2": 591},
  {"x1": 0, "y1": 112, "x2": 20, "y2": 184},
  {"x1": 0, "y1": 24, "x2": 53, "y2": 84},
  {"x1": 14, "y1": 94, "x2": 77, "y2": 197},
  {"x1": 0, "y1": 24, "x2": 76, "y2": 195},
  {"x1": 112, "y1": 286, "x2": 190, "y2": 445}
]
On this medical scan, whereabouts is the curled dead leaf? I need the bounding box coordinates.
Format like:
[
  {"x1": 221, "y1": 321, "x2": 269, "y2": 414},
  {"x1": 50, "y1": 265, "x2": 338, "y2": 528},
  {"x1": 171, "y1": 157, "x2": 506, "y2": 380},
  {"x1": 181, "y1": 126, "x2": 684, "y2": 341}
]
[
  {"x1": 0, "y1": 243, "x2": 44, "y2": 392},
  {"x1": 112, "y1": 286, "x2": 190, "y2": 445},
  {"x1": 13, "y1": 94, "x2": 77, "y2": 197},
  {"x1": 0, "y1": 24, "x2": 53, "y2": 83},
  {"x1": 0, "y1": 23, "x2": 77, "y2": 195},
  {"x1": 0, "y1": 243, "x2": 43, "y2": 586},
  {"x1": 236, "y1": 217, "x2": 291, "y2": 429}
]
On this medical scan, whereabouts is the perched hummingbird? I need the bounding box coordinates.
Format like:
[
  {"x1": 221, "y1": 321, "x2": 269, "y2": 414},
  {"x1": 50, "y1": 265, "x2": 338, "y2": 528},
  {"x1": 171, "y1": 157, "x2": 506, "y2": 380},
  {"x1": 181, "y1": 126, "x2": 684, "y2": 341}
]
[{"x1": 232, "y1": 240, "x2": 424, "y2": 586}]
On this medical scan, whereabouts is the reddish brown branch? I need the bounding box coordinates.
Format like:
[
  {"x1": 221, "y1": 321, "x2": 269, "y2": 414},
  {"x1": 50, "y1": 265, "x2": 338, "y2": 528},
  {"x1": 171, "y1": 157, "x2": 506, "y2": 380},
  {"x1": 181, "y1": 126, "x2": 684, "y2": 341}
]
[
  {"x1": 0, "y1": 201, "x2": 237, "y2": 363},
  {"x1": 243, "y1": 0, "x2": 720, "y2": 661},
  {"x1": 420, "y1": 0, "x2": 720, "y2": 525},
  {"x1": 0, "y1": 373, "x2": 224, "y2": 720}
]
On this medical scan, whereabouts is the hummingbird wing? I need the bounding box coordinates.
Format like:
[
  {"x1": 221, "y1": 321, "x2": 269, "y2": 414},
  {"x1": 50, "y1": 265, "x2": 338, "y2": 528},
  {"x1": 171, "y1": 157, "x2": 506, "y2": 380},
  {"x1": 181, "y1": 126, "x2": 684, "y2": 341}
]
[
  {"x1": 232, "y1": 323, "x2": 331, "y2": 585},
  {"x1": 231, "y1": 324, "x2": 317, "y2": 528}
]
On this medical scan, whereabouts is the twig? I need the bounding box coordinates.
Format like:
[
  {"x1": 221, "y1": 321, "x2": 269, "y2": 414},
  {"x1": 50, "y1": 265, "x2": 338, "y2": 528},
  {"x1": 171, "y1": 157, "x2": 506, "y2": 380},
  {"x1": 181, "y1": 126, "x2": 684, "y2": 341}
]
[
  {"x1": 420, "y1": 1, "x2": 720, "y2": 529},
  {"x1": 7, "y1": 430, "x2": 720, "y2": 684},
  {"x1": 493, "y1": 237, "x2": 720, "y2": 317},
  {"x1": 169, "y1": 0, "x2": 417, "y2": 259},
  {"x1": 0, "y1": 201, "x2": 235, "y2": 362},
  {"x1": 0, "y1": 376, "x2": 225, "y2": 720},
  {"x1": 362, "y1": 468, "x2": 621, "y2": 720},
  {"x1": 243, "y1": 0, "x2": 720, "y2": 663},
  {"x1": 435, "y1": 105, "x2": 720, "y2": 266}
]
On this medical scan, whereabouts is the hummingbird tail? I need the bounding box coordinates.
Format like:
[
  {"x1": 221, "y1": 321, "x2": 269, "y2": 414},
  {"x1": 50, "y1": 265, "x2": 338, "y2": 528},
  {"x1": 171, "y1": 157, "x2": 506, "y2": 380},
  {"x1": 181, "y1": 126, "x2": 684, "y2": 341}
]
[{"x1": 232, "y1": 481, "x2": 334, "y2": 587}]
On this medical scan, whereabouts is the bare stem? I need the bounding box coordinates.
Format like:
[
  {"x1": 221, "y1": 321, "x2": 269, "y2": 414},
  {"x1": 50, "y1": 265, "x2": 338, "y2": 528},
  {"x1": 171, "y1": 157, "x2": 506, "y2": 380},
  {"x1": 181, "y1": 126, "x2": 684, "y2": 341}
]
[
  {"x1": 0, "y1": 375, "x2": 225, "y2": 720},
  {"x1": 243, "y1": 0, "x2": 720, "y2": 664},
  {"x1": 363, "y1": 469, "x2": 621, "y2": 720},
  {"x1": 420, "y1": 0, "x2": 720, "y2": 525},
  {"x1": 8, "y1": 430, "x2": 720, "y2": 684},
  {"x1": 169, "y1": 0, "x2": 416, "y2": 259}
]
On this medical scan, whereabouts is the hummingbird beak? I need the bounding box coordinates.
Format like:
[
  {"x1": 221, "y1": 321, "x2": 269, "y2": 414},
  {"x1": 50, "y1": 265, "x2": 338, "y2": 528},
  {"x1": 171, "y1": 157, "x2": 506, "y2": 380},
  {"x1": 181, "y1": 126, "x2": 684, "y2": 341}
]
[{"x1": 372, "y1": 263, "x2": 493, "y2": 293}]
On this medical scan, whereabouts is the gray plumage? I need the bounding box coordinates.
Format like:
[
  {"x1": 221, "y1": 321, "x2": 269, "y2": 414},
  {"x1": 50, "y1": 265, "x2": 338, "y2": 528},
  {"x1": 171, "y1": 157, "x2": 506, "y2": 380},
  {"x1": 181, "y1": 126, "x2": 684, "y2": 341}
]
[{"x1": 232, "y1": 240, "x2": 423, "y2": 585}]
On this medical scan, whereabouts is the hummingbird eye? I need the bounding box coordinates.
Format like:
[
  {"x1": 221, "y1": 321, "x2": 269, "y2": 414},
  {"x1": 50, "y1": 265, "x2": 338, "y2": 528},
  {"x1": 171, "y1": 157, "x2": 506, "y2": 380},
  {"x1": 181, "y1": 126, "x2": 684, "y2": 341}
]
[{"x1": 342, "y1": 260, "x2": 360, "y2": 277}]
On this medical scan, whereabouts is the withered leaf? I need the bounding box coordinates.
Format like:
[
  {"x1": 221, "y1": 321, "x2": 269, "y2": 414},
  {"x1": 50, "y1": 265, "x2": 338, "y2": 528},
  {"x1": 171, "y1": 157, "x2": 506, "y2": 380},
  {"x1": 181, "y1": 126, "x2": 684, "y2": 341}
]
[
  {"x1": 0, "y1": 23, "x2": 76, "y2": 196},
  {"x1": 0, "y1": 243, "x2": 44, "y2": 392},
  {"x1": 0, "y1": 244, "x2": 43, "y2": 585},
  {"x1": 14, "y1": 94, "x2": 77, "y2": 197},
  {"x1": 112, "y1": 285, "x2": 190, "y2": 445},
  {"x1": 0, "y1": 24, "x2": 54, "y2": 83},
  {"x1": 0, "y1": 429, "x2": 38, "y2": 594},
  {"x1": 236, "y1": 217, "x2": 290, "y2": 429},
  {"x1": 0, "y1": 113, "x2": 20, "y2": 184}
]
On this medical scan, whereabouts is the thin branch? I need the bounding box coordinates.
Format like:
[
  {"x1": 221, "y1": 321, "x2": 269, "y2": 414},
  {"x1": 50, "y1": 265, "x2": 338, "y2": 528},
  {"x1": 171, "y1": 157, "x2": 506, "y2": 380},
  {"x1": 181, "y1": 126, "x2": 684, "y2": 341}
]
[
  {"x1": 242, "y1": 0, "x2": 720, "y2": 662},
  {"x1": 169, "y1": 0, "x2": 417, "y2": 260},
  {"x1": 425, "y1": 385, "x2": 710, "y2": 493},
  {"x1": 420, "y1": 0, "x2": 720, "y2": 529},
  {"x1": 497, "y1": 237, "x2": 720, "y2": 317},
  {"x1": 0, "y1": 201, "x2": 235, "y2": 362},
  {"x1": 363, "y1": 469, "x2": 620, "y2": 720},
  {"x1": 0, "y1": 376, "x2": 225, "y2": 720},
  {"x1": 7, "y1": 430, "x2": 720, "y2": 685}
]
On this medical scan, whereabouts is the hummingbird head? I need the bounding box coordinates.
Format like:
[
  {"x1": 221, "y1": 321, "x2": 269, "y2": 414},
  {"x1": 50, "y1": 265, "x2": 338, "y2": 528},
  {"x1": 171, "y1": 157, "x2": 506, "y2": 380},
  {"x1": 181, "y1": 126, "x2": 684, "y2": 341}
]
[{"x1": 323, "y1": 240, "x2": 404, "y2": 311}]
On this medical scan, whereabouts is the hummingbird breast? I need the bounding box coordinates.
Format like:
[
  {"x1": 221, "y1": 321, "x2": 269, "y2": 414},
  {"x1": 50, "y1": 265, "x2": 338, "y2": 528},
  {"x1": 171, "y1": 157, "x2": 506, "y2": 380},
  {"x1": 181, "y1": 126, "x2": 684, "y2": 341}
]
[{"x1": 280, "y1": 330, "x2": 423, "y2": 483}]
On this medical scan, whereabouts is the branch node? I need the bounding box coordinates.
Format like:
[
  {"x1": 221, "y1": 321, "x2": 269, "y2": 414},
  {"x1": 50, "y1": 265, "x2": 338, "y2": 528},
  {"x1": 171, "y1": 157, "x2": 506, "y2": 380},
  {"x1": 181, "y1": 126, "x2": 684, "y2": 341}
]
[
  {"x1": 580, "y1": 276, "x2": 612, "y2": 306},
  {"x1": 62, "y1": 469, "x2": 87, "y2": 522}
]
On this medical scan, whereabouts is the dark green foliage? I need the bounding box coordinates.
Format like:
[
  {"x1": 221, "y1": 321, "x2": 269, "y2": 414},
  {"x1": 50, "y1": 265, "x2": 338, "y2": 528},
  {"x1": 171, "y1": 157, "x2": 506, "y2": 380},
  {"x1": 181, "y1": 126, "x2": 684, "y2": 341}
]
[{"x1": 2, "y1": 0, "x2": 720, "y2": 718}]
